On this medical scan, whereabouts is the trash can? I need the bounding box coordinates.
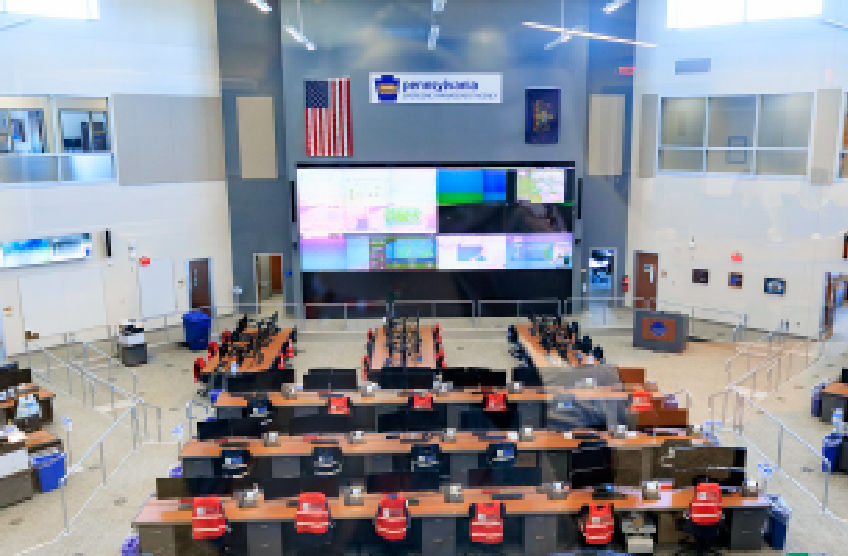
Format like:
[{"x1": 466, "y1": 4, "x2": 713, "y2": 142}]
[
  {"x1": 182, "y1": 311, "x2": 211, "y2": 351},
  {"x1": 822, "y1": 432, "x2": 842, "y2": 472},
  {"x1": 32, "y1": 452, "x2": 66, "y2": 493},
  {"x1": 168, "y1": 464, "x2": 183, "y2": 478},
  {"x1": 121, "y1": 534, "x2": 140, "y2": 556},
  {"x1": 811, "y1": 382, "x2": 825, "y2": 417},
  {"x1": 765, "y1": 495, "x2": 791, "y2": 550}
]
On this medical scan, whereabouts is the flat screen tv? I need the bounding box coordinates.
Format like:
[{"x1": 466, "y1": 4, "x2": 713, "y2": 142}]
[
  {"x1": 764, "y1": 278, "x2": 786, "y2": 295},
  {"x1": 296, "y1": 164, "x2": 573, "y2": 272},
  {"x1": 692, "y1": 269, "x2": 709, "y2": 284},
  {"x1": 0, "y1": 233, "x2": 93, "y2": 269}
]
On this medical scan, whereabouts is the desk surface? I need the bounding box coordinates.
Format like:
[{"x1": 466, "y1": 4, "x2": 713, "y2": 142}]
[
  {"x1": 25, "y1": 430, "x2": 62, "y2": 452},
  {"x1": 369, "y1": 325, "x2": 437, "y2": 371},
  {"x1": 0, "y1": 385, "x2": 54, "y2": 410},
  {"x1": 182, "y1": 430, "x2": 705, "y2": 458},
  {"x1": 214, "y1": 386, "x2": 665, "y2": 409},
  {"x1": 201, "y1": 328, "x2": 293, "y2": 375},
  {"x1": 516, "y1": 325, "x2": 597, "y2": 368},
  {"x1": 824, "y1": 382, "x2": 848, "y2": 397},
  {"x1": 134, "y1": 486, "x2": 769, "y2": 526}
]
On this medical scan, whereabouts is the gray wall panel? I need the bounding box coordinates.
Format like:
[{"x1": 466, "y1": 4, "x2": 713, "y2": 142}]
[{"x1": 639, "y1": 93, "x2": 658, "y2": 179}]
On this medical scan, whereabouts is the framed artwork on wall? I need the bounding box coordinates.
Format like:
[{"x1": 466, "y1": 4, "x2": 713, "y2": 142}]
[
  {"x1": 692, "y1": 268, "x2": 709, "y2": 284},
  {"x1": 764, "y1": 277, "x2": 786, "y2": 296},
  {"x1": 728, "y1": 272, "x2": 743, "y2": 289}
]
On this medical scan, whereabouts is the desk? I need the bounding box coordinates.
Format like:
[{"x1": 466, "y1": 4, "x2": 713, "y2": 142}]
[
  {"x1": 134, "y1": 487, "x2": 769, "y2": 556},
  {"x1": 368, "y1": 325, "x2": 437, "y2": 371},
  {"x1": 200, "y1": 328, "x2": 293, "y2": 376},
  {"x1": 181, "y1": 430, "x2": 706, "y2": 484},
  {"x1": 516, "y1": 324, "x2": 597, "y2": 368},
  {"x1": 821, "y1": 382, "x2": 848, "y2": 423},
  {"x1": 0, "y1": 385, "x2": 55, "y2": 424},
  {"x1": 213, "y1": 386, "x2": 675, "y2": 431}
]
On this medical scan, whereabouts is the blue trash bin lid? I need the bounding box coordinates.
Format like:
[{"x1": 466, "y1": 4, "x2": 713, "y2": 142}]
[{"x1": 182, "y1": 311, "x2": 211, "y2": 323}]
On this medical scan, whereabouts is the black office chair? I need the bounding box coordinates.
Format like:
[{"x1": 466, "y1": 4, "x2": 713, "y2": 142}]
[
  {"x1": 410, "y1": 444, "x2": 441, "y2": 473},
  {"x1": 311, "y1": 446, "x2": 343, "y2": 477},
  {"x1": 675, "y1": 519, "x2": 722, "y2": 555},
  {"x1": 486, "y1": 442, "x2": 517, "y2": 468}
]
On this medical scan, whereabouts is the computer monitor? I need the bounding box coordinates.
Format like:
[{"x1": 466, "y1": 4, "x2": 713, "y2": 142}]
[
  {"x1": 229, "y1": 418, "x2": 262, "y2": 437},
  {"x1": 569, "y1": 467, "x2": 613, "y2": 489},
  {"x1": 196, "y1": 419, "x2": 230, "y2": 441},
  {"x1": 156, "y1": 478, "x2": 192, "y2": 499},
  {"x1": 289, "y1": 414, "x2": 352, "y2": 434},
  {"x1": 262, "y1": 477, "x2": 340, "y2": 499},
  {"x1": 330, "y1": 370, "x2": 358, "y2": 391},
  {"x1": 365, "y1": 471, "x2": 440, "y2": 493},
  {"x1": 459, "y1": 409, "x2": 518, "y2": 431},
  {"x1": 185, "y1": 477, "x2": 234, "y2": 496},
  {"x1": 477, "y1": 370, "x2": 507, "y2": 388},
  {"x1": 467, "y1": 467, "x2": 541, "y2": 487}
]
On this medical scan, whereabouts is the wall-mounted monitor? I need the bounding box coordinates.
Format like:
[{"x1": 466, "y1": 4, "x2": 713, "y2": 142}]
[
  {"x1": 0, "y1": 233, "x2": 93, "y2": 269},
  {"x1": 692, "y1": 269, "x2": 709, "y2": 284},
  {"x1": 764, "y1": 278, "x2": 786, "y2": 296},
  {"x1": 728, "y1": 272, "x2": 743, "y2": 289},
  {"x1": 297, "y1": 164, "x2": 574, "y2": 272}
]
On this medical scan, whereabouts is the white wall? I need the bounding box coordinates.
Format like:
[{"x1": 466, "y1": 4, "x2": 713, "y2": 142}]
[
  {"x1": 0, "y1": 181, "x2": 233, "y2": 354},
  {"x1": 0, "y1": 0, "x2": 230, "y2": 354},
  {"x1": 628, "y1": 1, "x2": 848, "y2": 337}
]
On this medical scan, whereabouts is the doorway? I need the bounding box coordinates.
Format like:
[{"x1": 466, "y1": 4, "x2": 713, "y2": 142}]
[
  {"x1": 188, "y1": 258, "x2": 212, "y2": 316},
  {"x1": 254, "y1": 254, "x2": 284, "y2": 314},
  {"x1": 634, "y1": 251, "x2": 658, "y2": 310},
  {"x1": 588, "y1": 249, "x2": 615, "y2": 297},
  {"x1": 822, "y1": 272, "x2": 848, "y2": 340}
]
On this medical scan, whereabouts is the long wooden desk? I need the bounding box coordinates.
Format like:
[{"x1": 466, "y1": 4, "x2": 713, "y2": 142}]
[
  {"x1": 200, "y1": 328, "x2": 294, "y2": 376},
  {"x1": 134, "y1": 487, "x2": 770, "y2": 556},
  {"x1": 368, "y1": 325, "x2": 437, "y2": 371},
  {"x1": 516, "y1": 324, "x2": 597, "y2": 368},
  {"x1": 0, "y1": 385, "x2": 55, "y2": 423}
]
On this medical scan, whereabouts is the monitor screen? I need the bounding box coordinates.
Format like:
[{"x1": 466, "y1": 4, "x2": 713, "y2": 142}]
[
  {"x1": 297, "y1": 165, "x2": 573, "y2": 272},
  {"x1": 0, "y1": 233, "x2": 93, "y2": 269}
]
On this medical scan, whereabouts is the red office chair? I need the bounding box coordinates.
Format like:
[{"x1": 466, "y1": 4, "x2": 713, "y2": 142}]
[
  {"x1": 328, "y1": 396, "x2": 351, "y2": 416},
  {"x1": 580, "y1": 503, "x2": 614, "y2": 545},
  {"x1": 484, "y1": 392, "x2": 508, "y2": 412},
  {"x1": 411, "y1": 393, "x2": 433, "y2": 410},
  {"x1": 469, "y1": 502, "x2": 505, "y2": 545},
  {"x1": 296, "y1": 492, "x2": 331, "y2": 535},
  {"x1": 192, "y1": 497, "x2": 226, "y2": 540},
  {"x1": 677, "y1": 482, "x2": 723, "y2": 555},
  {"x1": 375, "y1": 494, "x2": 410, "y2": 541},
  {"x1": 193, "y1": 357, "x2": 205, "y2": 383},
  {"x1": 630, "y1": 391, "x2": 653, "y2": 412}
]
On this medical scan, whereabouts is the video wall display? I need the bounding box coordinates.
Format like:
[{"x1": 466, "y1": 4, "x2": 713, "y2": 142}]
[
  {"x1": 0, "y1": 233, "x2": 93, "y2": 269},
  {"x1": 298, "y1": 165, "x2": 574, "y2": 272}
]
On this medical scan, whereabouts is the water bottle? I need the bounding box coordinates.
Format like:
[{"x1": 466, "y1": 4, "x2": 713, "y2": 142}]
[{"x1": 832, "y1": 407, "x2": 843, "y2": 429}]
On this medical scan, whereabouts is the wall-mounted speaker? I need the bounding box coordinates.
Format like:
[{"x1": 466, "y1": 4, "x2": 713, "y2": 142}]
[
  {"x1": 104, "y1": 229, "x2": 112, "y2": 258},
  {"x1": 577, "y1": 178, "x2": 583, "y2": 220},
  {"x1": 291, "y1": 180, "x2": 297, "y2": 223}
]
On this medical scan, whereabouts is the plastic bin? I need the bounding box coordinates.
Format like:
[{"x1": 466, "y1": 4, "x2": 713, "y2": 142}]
[
  {"x1": 168, "y1": 464, "x2": 183, "y2": 478},
  {"x1": 765, "y1": 495, "x2": 791, "y2": 550},
  {"x1": 32, "y1": 452, "x2": 66, "y2": 493},
  {"x1": 182, "y1": 311, "x2": 211, "y2": 351},
  {"x1": 121, "y1": 534, "x2": 140, "y2": 556},
  {"x1": 822, "y1": 432, "x2": 842, "y2": 472}
]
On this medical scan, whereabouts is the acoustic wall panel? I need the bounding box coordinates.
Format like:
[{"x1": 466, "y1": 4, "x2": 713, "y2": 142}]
[
  {"x1": 237, "y1": 96, "x2": 278, "y2": 179},
  {"x1": 114, "y1": 94, "x2": 225, "y2": 184},
  {"x1": 588, "y1": 94, "x2": 625, "y2": 176},
  {"x1": 810, "y1": 89, "x2": 842, "y2": 185},
  {"x1": 639, "y1": 94, "x2": 658, "y2": 179}
]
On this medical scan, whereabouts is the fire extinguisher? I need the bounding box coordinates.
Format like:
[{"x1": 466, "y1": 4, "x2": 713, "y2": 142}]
[{"x1": 622, "y1": 275, "x2": 630, "y2": 293}]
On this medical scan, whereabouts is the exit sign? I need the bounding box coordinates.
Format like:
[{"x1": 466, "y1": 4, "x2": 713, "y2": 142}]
[
  {"x1": 618, "y1": 66, "x2": 634, "y2": 76},
  {"x1": 731, "y1": 252, "x2": 743, "y2": 262}
]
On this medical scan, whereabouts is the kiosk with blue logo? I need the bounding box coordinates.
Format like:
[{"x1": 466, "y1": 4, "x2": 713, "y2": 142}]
[{"x1": 633, "y1": 311, "x2": 688, "y2": 353}]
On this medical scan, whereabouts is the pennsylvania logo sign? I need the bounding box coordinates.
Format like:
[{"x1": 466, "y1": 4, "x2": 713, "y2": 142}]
[{"x1": 369, "y1": 72, "x2": 502, "y2": 104}]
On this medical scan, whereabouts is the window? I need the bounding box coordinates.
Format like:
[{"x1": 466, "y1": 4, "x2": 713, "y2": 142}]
[
  {"x1": 60, "y1": 110, "x2": 110, "y2": 153},
  {"x1": 658, "y1": 93, "x2": 812, "y2": 176},
  {"x1": 667, "y1": 0, "x2": 822, "y2": 29},
  {"x1": 0, "y1": 109, "x2": 45, "y2": 154},
  {"x1": 1, "y1": 0, "x2": 99, "y2": 20},
  {"x1": 841, "y1": 94, "x2": 848, "y2": 179}
]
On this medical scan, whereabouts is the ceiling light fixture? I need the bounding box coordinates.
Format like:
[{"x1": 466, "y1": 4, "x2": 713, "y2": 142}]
[
  {"x1": 427, "y1": 24, "x2": 440, "y2": 50},
  {"x1": 603, "y1": 0, "x2": 631, "y2": 14},
  {"x1": 523, "y1": 21, "x2": 657, "y2": 47},
  {"x1": 432, "y1": 0, "x2": 446, "y2": 13},
  {"x1": 248, "y1": 0, "x2": 272, "y2": 13},
  {"x1": 285, "y1": 0, "x2": 315, "y2": 50}
]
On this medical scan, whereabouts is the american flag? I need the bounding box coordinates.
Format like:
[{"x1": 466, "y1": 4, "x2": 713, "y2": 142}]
[{"x1": 305, "y1": 78, "x2": 352, "y2": 157}]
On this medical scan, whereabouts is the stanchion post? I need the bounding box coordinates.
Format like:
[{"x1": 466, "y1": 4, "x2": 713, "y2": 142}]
[
  {"x1": 99, "y1": 441, "x2": 106, "y2": 484},
  {"x1": 61, "y1": 478, "x2": 69, "y2": 533}
]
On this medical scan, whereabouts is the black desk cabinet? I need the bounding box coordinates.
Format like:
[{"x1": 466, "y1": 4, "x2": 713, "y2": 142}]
[{"x1": 727, "y1": 507, "x2": 767, "y2": 551}]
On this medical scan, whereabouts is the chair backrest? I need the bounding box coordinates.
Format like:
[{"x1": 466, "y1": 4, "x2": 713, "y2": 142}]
[
  {"x1": 192, "y1": 496, "x2": 226, "y2": 540},
  {"x1": 469, "y1": 502, "x2": 504, "y2": 544},
  {"x1": 690, "y1": 482, "x2": 723, "y2": 525},
  {"x1": 375, "y1": 494, "x2": 409, "y2": 541},
  {"x1": 296, "y1": 492, "x2": 331, "y2": 534}
]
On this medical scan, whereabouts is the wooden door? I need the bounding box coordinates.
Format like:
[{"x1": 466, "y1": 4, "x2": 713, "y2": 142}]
[
  {"x1": 270, "y1": 255, "x2": 283, "y2": 294},
  {"x1": 634, "y1": 252, "x2": 658, "y2": 310},
  {"x1": 188, "y1": 258, "x2": 212, "y2": 316}
]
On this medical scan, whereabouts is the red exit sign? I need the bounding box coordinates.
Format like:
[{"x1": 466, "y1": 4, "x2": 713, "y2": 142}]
[
  {"x1": 618, "y1": 66, "x2": 634, "y2": 76},
  {"x1": 731, "y1": 252, "x2": 743, "y2": 262}
]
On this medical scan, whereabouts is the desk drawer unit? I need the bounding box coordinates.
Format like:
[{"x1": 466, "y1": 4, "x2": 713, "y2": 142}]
[
  {"x1": 448, "y1": 453, "x2": 478, "y2": 483},
  {"x1": 138, "y1": 524, "x2": 177, "y2": 556},
  {"x1": 421, "y1": 517, "x2": 456, "y2": 556},
  {"x1": 728, "y1": 507, "x2": 767, "y2": 551},
  {"x1": 246, "y1": 522, "x2": 283, "y2": 556},
  {"x1": 182, "y1": 457, "x2": 215, "y2": 478},
  {"x1": 365, "y1": 454, "x2": 393, "y2": 474},
  {"x1": 516, "y1": 402, "x2": 542, "y2": 428},
  {"x1": 271, "y1": 456, "x2": 301, "y2": 478},
  {"x1": 524, "y1": 515, "x2": 557, "y2": 556}
]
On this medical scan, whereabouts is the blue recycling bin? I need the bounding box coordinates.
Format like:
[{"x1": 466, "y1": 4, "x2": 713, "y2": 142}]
[
  {"x1": 32, "y1": 452, "x2": 66, "y2": 493},
  {"x1": 210, "y1": 388, "x2": 224, "y2": 405},
  {"x1": 182, "y1": 311, "x2": 211, "y2": 351},
  {"x1": 121, "y1": 534, "x2": 140, "y2": 555},
  {"x1": 168, "y1": 464, "x2": 183, "y2": 478},
  {"x1": 822, "y1": 432, "x2": 842, "y2": 472},
  {"x1": 765, "y1": 495, "x2": 791, "y2": 550}
]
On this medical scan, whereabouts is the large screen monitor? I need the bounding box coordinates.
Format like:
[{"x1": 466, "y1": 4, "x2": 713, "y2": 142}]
[{"x1": 297, "y1": 164, "x2": 573, "y2": 272}]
